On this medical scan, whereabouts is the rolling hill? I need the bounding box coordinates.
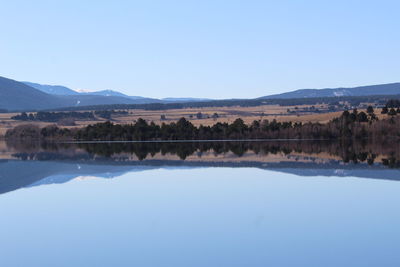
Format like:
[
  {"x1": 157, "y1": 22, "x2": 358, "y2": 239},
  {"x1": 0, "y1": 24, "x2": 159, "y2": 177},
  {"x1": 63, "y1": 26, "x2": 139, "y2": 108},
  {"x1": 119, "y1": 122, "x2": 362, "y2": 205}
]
[
  {"x1": 261, "y1": 83, "x2": 400, "y2": 99},
  {"x1": 0, "y1": 77, "x2": 66, "y2": 110},
  {"x1": 23, "y1": 81, "x2": 161, "y2": 102},
  {"x1": 23, "y1": 81, "x2": 212, "y2": 103},
  {"x1": 23, "y1": 81, "x2": 79, "y2": 95},
  {"x1": 0, "y1": 77, "x2": 162, "y2": 110}
]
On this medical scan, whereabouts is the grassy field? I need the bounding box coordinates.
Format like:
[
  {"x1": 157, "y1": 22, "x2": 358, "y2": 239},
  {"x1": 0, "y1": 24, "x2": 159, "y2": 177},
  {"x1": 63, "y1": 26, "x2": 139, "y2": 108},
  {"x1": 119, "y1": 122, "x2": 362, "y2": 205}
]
[{"x1": 0, "y1": 104, "x2": 386, "y2": 136}]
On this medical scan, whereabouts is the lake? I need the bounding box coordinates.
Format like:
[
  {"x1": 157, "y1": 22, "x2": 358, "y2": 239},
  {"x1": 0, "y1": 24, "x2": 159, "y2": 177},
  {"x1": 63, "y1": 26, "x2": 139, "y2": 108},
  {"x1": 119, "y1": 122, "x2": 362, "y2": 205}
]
[{"x1": 0, "y1": 140, "x2": 400, "y2": 266}]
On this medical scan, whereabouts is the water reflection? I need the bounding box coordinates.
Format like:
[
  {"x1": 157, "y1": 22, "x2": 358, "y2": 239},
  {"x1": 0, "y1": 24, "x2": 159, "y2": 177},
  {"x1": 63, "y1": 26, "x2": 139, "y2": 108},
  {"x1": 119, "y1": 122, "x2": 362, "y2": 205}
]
[
  {"x1": 6, "y1": 139, "x2": 400, "y2": 166},
  {"x1": 1, "y1": 140, "x2": 400, "y2": 195},
  {"x1": 2, "y1": 140, "x2": 400, "y2": 267}
]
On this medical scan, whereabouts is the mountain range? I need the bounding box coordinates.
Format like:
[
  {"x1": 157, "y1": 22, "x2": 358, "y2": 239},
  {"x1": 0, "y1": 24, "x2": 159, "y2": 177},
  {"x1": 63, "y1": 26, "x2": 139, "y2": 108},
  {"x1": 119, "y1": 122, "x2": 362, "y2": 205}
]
[
  {"x1": 24, "y1": 81, "x2": 160, "y2": 100},
  {"x1": 0, "y1": 75, "x2": 399, "y2": 111},
  {"x1": 0, "y1": 77, "x2": 212, "y2": 110},
  {"x1": 261, "y1": 83, "x2": 400, "y2": 99},
  {"x1": 23, "y1": 81, "x2": 211, "y2": 103}
]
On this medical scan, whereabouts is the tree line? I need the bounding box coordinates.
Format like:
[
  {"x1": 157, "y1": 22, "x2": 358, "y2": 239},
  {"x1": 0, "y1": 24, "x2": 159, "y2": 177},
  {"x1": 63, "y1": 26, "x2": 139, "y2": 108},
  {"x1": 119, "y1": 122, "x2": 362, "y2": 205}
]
[
  {"x1": 6, "y1": 106, "x2": 400, "y2": 141},
  {"x1": 11, "y1": 110, "x2": 129, "y2": 122},
  {"x1": 11, "y1": 111, "x2": 95, "y2": 122}
]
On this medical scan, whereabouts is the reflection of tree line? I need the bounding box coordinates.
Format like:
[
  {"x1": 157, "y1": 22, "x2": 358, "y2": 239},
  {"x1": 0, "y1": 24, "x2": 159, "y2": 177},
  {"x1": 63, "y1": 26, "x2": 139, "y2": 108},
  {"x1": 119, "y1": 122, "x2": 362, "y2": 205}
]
[{"x1": 6, "y1": 140, "x2": 400, "y2": 168}]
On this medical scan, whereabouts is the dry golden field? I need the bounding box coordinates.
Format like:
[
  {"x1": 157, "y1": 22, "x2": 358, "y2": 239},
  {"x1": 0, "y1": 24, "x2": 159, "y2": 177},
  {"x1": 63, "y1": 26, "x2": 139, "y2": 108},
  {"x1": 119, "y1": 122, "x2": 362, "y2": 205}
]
[{"x1": 0, "y1": 104, "x2": 387, "y2": 136}]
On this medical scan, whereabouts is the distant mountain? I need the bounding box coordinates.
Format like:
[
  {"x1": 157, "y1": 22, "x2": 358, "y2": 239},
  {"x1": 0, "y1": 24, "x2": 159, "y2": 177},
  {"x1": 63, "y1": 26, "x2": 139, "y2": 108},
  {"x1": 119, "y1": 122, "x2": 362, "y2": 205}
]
[
  {"x1": 56, "y1": 94, "x2": 161, "y2": 107},
  {"x1": 0, "y1": 76, "x2": 162, "y2": 110},
  {"x1": 23, "y1": 81, "x2": 163, "y2": 103},
  {"x1": 0, "y1": 77, "x2": 65, "y2": 110},
  {"x1": 22, "y1": 81, "x2": 79, "y2": 95},
  {"x1": 24, "y1": 82, "x2": 132, "y2": 98},
  {"x1": 82, "y1": 89, "x2": 128, "y2": 97},
  {"x1": 84, "y1": 90, "x2": 161, "y2": 102},
  {"x1": 21, "y1": 80, "x2": 210, "y2": 104},
  {"x1": 261, "y1": 83, "x2": 400, "y2": 99}
]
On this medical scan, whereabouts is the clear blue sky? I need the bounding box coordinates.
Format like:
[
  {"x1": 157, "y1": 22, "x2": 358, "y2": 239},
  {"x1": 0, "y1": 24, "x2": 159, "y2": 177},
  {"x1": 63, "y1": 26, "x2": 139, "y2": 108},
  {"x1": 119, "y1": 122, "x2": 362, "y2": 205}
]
[{"x1": 0, "y1": 0, "x2": 399, "y2": 98}]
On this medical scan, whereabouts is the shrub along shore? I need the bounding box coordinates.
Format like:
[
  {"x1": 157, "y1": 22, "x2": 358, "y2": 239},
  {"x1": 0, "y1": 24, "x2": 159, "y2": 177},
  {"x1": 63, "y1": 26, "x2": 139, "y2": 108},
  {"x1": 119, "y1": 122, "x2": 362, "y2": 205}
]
[{"x1": 5, "y1": 107, "x2": 400, "y2": 141}]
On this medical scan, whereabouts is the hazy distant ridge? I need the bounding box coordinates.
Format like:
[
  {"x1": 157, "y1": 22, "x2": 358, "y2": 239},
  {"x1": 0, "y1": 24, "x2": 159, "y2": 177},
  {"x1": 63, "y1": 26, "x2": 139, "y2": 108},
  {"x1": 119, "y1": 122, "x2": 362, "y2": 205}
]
[
  {"x1": 0, "y1": 75, "x2": 399, "y2": 111},
  {"x1": 23, "y1": 81, "x2": 80, "y2": 95},
  {"x1": 261, "y1": 83, "x2": 400, "y2": 99},
  {"x1": 22, "y1": 81, "x2": 208, "y2": 104}
]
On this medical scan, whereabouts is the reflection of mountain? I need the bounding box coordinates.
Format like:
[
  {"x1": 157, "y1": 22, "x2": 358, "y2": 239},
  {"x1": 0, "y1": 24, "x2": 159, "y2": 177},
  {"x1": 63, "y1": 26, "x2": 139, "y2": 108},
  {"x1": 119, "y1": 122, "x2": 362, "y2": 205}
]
[
  {"x1": 1, "y1": 157, "x2": 400, "y2": 195},
  {"x1": 0, "y1": 159, "x2": 156, "y2": 194},
  {"x1": 2, "y1": 140, "x2": 400, "y2": 195}
]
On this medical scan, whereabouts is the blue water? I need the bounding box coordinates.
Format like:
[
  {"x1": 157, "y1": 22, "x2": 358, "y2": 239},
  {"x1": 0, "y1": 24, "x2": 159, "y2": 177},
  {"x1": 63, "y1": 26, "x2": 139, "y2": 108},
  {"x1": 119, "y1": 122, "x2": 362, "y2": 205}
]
[{"x1": 0, "y1": 167, "x2": 399, "y2": 266}]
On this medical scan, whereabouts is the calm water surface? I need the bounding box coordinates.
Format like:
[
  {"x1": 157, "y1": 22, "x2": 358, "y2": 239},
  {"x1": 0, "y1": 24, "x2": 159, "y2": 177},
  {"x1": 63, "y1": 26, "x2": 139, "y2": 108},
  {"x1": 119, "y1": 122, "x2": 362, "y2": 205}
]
[{"x1": 0, "y1": 141, "x2": 400, "y2": 266}]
